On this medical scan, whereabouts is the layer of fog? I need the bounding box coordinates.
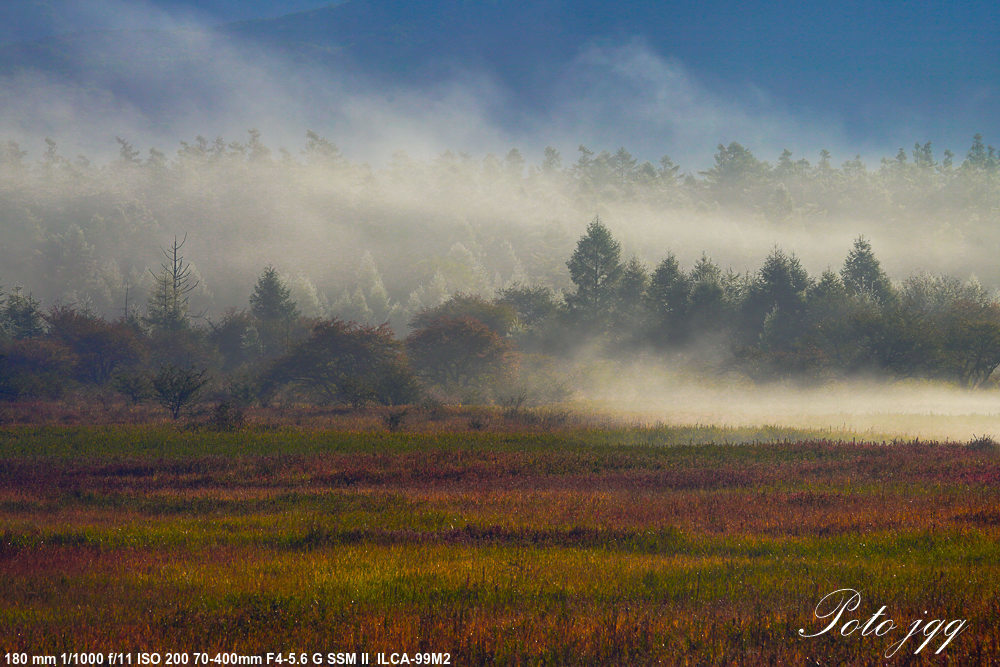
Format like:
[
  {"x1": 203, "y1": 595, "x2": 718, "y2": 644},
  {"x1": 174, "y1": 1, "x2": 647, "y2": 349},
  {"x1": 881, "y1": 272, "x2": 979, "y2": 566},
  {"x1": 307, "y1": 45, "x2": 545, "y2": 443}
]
[
  {"x1": 579, "y1": 358, "x2": 1000, "y2": 440},
  {"x1": 3, "y1": 3, "x2": 999, "y2": 434}
]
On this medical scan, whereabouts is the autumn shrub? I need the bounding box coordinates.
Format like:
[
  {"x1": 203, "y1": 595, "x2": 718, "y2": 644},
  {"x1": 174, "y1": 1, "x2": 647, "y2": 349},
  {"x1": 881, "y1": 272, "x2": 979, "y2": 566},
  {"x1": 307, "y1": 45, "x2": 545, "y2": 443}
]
[
  {"x1": 208, "y1": 400, "x2": 245, "y2": 431},
  {"x1": 406, "y1": 315, "x2": 517, "y2": 403},
  {"x1": 264, "y1": 319, "x2": 420, "y2": 407},
  {"x1": 152, "y1": 363, "x2": 209, "y2": 419},
  {"x1": 0, "y1": 338, "x2": 77, "y2": 399}
]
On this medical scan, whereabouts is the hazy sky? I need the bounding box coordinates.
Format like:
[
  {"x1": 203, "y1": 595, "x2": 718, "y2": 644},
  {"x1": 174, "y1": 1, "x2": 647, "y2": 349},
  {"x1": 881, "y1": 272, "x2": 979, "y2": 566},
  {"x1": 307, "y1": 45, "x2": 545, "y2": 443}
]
[{"x1": 0, "y1": 0, "x2": 995, "y2": 166}]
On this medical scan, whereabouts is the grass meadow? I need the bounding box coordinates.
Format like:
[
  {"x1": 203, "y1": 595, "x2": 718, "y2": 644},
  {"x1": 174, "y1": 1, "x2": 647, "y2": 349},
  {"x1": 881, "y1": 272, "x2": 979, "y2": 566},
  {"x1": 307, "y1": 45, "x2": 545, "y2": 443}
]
[{"x1": 1, "y1": 410, "x2": 999, "y2": 664}]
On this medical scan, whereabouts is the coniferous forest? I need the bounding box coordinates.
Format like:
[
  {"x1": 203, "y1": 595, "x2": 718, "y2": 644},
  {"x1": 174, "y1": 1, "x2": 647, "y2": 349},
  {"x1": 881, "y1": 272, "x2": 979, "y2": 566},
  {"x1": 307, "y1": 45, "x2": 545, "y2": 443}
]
[{"x1": 2, "y1": 132, "x2": 1000, "y2": 413}]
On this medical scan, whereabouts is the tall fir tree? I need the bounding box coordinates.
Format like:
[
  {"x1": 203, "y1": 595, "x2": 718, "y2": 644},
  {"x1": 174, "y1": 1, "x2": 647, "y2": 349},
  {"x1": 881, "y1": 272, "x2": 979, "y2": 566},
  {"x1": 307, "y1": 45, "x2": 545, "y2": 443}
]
[
  {"x1": 250, "y1": 265, "x2": 298, "y2": 356},
  {"x1": 565, "y1": 216, "x2": 623, "y2": 326},
  {"x1": 841, "y1": 237, "x2": 894, "y2": 304}
]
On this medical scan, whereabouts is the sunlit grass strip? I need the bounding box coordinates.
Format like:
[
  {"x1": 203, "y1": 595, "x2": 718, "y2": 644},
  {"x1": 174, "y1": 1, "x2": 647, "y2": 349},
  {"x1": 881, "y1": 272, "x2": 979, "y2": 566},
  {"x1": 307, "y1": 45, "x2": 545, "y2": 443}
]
[
  {"x1": 0, "y1": 422, "x2": 907, "y2": 459},
  {"x1": 3, "y1": 518, "x2": 997, "y2": 560}
]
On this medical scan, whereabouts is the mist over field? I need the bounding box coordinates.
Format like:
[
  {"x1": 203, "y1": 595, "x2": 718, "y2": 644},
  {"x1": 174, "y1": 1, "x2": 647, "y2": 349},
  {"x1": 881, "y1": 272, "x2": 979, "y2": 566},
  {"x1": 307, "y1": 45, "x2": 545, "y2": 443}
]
[
  {"x1": 589, "y1": 368, "x2": 1000, "y2": 441},
  {"x1": 1, "y1": 0, "x2": 999, "y2": 429}
]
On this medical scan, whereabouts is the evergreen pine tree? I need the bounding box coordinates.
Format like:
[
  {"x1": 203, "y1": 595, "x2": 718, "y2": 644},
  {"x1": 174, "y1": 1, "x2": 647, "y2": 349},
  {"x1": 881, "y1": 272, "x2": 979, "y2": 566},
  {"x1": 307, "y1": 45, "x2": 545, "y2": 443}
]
[
  {"x1": 565, "y1": 216, "x2": 623, "y2": 324},
  {"x1": 250, "y1": 265, "x2": 297, "y2": 356}
]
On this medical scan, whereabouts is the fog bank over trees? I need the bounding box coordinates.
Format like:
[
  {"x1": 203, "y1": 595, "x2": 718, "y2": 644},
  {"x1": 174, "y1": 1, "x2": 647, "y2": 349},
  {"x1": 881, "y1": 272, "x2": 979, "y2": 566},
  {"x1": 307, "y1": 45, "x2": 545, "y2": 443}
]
[
  {"x1": 6, "y1": 179, "x2": 1000, "y2": 426},
  {"x1": 1, "y1": 131, "x2": 998, "y2": 333}
]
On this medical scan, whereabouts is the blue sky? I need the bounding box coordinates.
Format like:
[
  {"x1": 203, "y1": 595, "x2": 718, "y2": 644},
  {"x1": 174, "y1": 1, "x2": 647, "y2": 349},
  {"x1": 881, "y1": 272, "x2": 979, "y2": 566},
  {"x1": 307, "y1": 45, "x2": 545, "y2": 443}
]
[{"x1": 654, "y1": 0, "x2": 999, "y2": 143}]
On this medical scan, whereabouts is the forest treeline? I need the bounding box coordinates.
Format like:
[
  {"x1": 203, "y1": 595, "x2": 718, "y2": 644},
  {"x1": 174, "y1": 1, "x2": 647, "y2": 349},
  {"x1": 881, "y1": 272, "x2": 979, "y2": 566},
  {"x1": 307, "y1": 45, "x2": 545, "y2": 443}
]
[
  {"x1": 3, "y1": 218, "x2": 1000, "y2": 416},
  {"x1": 0, "y1": 130, "x2": 999, "y2": 329}
]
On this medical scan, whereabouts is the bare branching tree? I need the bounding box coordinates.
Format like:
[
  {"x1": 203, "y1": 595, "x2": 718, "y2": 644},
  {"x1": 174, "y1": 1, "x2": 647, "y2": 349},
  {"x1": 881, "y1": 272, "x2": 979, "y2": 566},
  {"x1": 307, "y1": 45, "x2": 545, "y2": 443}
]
[{"x1": 147, "y1": 234, "x2": 199, "y2": 331}]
